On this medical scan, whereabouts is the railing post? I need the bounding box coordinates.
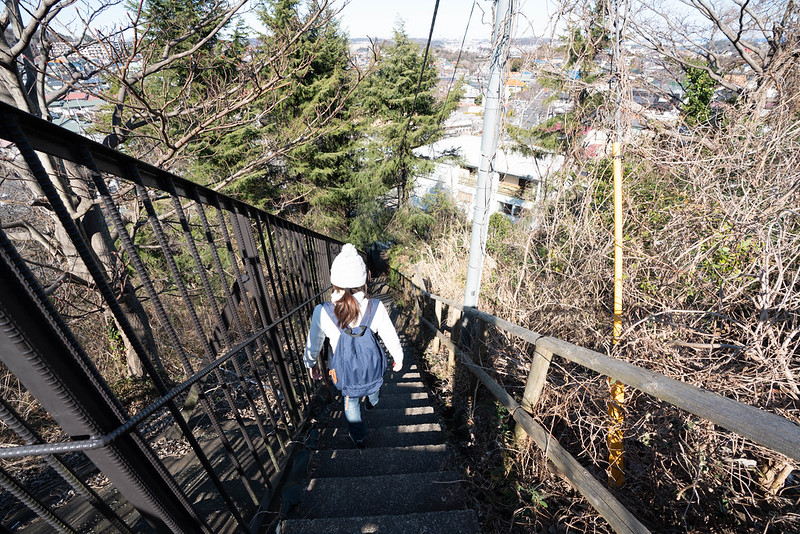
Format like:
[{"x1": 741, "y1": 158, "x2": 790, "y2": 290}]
[
  {"x1": 413, "y1": 267, "x2": 425, "y2": 305},
  {"x1": 460, "y1": 314, "x2": 485, "y2": 395},
  {"x1": 230, "y1": 212, "x2": 300, "y2": 424},
  {"x1": 472, "y1": 319, "x2": 488, "y2": 364},
  {"x1": 514, "y1": 343, "x2": 553, "y2": 444},
  {"x1": 412, "y1": 269, "x2": 426, "y2": 325},
  {"x1": 448, "y1": 308, "x2": 460, "y2": 372},
  {"x1": 431, "y1": 299, "x2": 443, "y2": 354}
]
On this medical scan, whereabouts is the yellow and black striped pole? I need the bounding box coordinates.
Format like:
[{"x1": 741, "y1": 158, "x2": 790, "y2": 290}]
[
  {"x1": 607, "y1": 0, "x2": 627, "y2": 489},
  {"x1": 608, "y1": 141, "x2": 624, "y2": 488}
]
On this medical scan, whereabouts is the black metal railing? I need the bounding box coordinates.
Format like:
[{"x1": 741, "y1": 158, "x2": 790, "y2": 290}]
[{"x1": 0, "y1": 101, "x2": 342, "y2": 533}]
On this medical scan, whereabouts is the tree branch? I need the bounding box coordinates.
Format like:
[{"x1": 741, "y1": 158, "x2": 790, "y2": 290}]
[{"x1": 2, "y1": 220, "x2": 60, "y2": 256}]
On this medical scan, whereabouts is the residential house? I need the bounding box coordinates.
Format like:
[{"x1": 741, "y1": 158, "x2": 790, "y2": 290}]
[{"x1": 413, "y1": 135, "x2": 564, "y2": 226}]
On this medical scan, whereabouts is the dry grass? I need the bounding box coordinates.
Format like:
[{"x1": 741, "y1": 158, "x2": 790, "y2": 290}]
[{"x1": 392, "y1": 105, "x2": 800, "y2": 532}]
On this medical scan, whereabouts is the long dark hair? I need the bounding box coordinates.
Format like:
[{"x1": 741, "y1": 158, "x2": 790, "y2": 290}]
[{"x1": 333, "y1": 285, "x2": 368, "y2": 329}]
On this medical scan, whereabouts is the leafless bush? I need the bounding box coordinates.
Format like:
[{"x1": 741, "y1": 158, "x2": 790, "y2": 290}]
[{"x1": 403, "y1": 104, "x2": 799, "y2": 531}]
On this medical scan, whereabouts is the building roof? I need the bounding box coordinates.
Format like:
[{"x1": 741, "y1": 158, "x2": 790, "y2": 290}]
[
  {"x1": 53, "y1": 117, "x2": 85, "y2": 134},
  {"x1": 414, "y1": 135, "x2": 564, "y2": 182}
]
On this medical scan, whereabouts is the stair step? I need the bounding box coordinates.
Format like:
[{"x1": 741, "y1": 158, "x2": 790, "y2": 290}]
[
  {"x1": 384, "y1": 367, "x2": 420, "y2": 378},
  {"x1": 391, "y1": 371, "x2": 422, "y2": 380},
  {"x1": 380, "y1": 381, "x2": 427, "y2": 395},
  {"x1": 326, "y1": 406, "x2": 438, "y2": 428},
  {"x1": 281, "y1": 509, "x2": 480, "y2": 533},
  {"x1": 327, "y1": 391, "x2": 430, "y2": 410},
  {"x1": 292, "y1": 471, "x2": 466, "y2": 519},
  {"x1": 317, "y1": 423, "x2": 443, "y2": 449},
  {"x1": 310, "y1": 444, "x2": 448, "y2": 478}
]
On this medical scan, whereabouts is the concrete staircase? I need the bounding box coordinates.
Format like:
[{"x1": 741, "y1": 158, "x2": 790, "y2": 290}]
[{"x1": 280, "y1": 288, "x2": 480, "y2": 533}]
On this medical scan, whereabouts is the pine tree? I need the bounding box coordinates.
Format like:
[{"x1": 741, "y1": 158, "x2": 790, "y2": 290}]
[
  {"x1": 351, "y1": 25, "x2": 460, "y2": 244},
  {"x1": 359, "y1": 27, "x2": 438, "y2": 201},
  {"x1": 222, "y1": 0, "x2": 361, "y2": 240}
]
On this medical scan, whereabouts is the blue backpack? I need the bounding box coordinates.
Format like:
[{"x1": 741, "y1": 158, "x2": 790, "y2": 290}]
[{"x1": 324, "y1": 299, "x2": 387, "y2": 397}]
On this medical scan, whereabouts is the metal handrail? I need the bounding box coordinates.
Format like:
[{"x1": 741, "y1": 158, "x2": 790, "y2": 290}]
[
  {"x1": 0, "y1": 101, "x2": 342, "y2": 533},
  {"x1": 0, "y1": 289, "x2": 328, "y2": 460}
]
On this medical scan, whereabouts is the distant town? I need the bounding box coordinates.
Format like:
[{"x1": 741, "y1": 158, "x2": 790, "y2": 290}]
[
  {"x1": 25, "y1": 29, "x2": 770, "y2": 228},
  {"x1": 40, "y1": 31, "x2": 763, "y2": 152}
]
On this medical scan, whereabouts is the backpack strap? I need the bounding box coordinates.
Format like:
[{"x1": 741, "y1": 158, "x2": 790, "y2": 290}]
[
  {"x1": 322, "y1": 301, "x2": 338, "y2": 330},
  {"x1": 360, "y1": 299, "x2": 379, "y2": 328}
]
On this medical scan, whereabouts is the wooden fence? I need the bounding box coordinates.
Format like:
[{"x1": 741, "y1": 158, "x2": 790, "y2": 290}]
[{"x1": 394, "y1": 270, "x2": 800, "y2": 534}]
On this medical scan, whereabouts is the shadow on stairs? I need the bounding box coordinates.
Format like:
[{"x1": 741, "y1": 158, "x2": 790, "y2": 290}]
[{"x1": 276, "y1": 288, "x2": 479, "y2": 533}]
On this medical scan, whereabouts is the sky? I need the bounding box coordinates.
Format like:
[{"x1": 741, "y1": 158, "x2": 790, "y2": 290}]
[
  {"x1": 335, "y1": 0, "x2": 497, "y2": 41},
  {"x1": 81, "y1": 0, "x2": 560, "y2": 42},
  {"x1": 246, "y1": 0, "x2": 559, "y2": 42}
]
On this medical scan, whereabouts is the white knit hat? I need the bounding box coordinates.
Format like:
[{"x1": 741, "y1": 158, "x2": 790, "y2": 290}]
[{"x1": 330, "y1": 243, "x2": 367, "y2": 289}]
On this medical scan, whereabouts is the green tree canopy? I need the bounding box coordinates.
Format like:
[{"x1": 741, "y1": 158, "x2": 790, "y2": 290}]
[
  {"x1": 350, "y1": 25, "x2": 461, "y2": 245},
  {"x1": 681, "y1": 63, "x2": 717, "y2": 126},
  {"x1": 219, "y1": 0, "x2": 363, "y2": 240}
]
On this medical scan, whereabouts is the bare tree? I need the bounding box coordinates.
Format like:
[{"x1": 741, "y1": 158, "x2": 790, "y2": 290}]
[
  {"x1": 0, "y1": 0, "x2": 370, "y2": 376},
  {"x1": 629, "y1": 0, "x2": 799, "y2": 112}
]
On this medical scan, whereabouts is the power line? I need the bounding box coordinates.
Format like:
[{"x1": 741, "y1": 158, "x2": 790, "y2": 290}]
[
  {"x1": 436, "y1": 0, "x2": 477, "y2": 127},
  {"x1": 395, "y1": 0, "x2": 441, "y2": 163}
]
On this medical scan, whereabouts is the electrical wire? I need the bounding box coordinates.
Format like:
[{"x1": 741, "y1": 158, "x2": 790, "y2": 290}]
[
  {"x1": 395, "y1": 0, "x2": 441, "y2": 163},
  {"x1": 436, "y1": 0, "x2": 477, "y2": 127}
]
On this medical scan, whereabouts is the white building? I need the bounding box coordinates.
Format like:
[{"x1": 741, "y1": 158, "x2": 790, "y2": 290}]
[{"x1": 413, "y1": 135, "x2": 564, "y2": 225}]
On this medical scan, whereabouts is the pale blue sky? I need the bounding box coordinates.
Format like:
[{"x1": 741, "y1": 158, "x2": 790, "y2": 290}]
[
  {"x1": 336, "y1": 0, "x2": 496, "y2": 41},
  {"x1": 82, "y1": 0, "x2": 559, "y2": 41},
  {"x1": 331, "y1": 0, "x2": 557, "y2": 41}
]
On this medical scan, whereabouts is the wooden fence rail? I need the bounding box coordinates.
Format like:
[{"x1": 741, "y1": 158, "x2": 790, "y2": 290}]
[{"x1": 393, "y1": 271, "x2": 800, "y2": 533}]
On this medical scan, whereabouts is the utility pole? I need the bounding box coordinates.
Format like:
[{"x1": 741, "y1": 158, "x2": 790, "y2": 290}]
[
  {"x1": 608, "y1": 0, "x2": 626, "y2": 489},
  {"x1": 463, "y1": 0, "x2": 514, "y2": 309}
]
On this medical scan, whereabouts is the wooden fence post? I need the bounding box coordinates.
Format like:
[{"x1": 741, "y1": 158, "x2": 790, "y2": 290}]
[
  {"x1": 514, "y1": 343, "x2": 553, "y2": 444},
  {"x1": 465, "y1": 318, "x2": 486, "y2": 394},
  {"x1": 432, "y1": 299, "x2": 442, "y2": 354},
  {"x1": 449, "y1": 309, "x2": 461, "y2": 372},
  {"x1": 473, "y1": 319, "x2": 488, "y2": 364},
  {"x1": 412, "y1": 268, "x2": 426, "y2": 318},
  {"x1": 450, "y1": 308, "x2": 464, "y2": 366}
]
